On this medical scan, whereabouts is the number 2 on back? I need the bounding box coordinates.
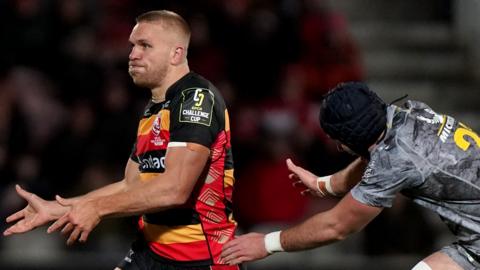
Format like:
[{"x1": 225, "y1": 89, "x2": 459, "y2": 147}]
[{"x1": 454, "y1": 123, "x2": 480, "y2": 151}]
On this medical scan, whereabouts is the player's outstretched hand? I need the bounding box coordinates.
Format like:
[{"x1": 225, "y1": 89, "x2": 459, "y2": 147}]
[
  {"x1": 286, "y1": 158, "x2": 324, "y2": 197},
  {"x1": 221, "y1": 233, "x2": 269, "y2": 265},
  {"x1": 4, "y1": 185, "x2": 67, "y2": 236},
  {"x1": 47, "y1": 195, "x2": 101, "y2": 245}
]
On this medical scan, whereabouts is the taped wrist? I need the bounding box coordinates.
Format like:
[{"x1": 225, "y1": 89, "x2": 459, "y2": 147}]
[
  {"x1": 264, "y1": 231, "x2": 284, "y2": 254},
  {"x1": 316, "y1": 175, "x2": 338, "y2": 196}
]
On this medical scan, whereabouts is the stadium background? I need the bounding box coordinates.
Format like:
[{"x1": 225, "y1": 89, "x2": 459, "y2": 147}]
[{"x1": 1, "y1": 0, "x2": 479, "y2": 269}]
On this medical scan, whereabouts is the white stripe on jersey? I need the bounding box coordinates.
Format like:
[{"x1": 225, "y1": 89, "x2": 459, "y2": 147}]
[{"x1": 168, "y1": 142, "x2": 187, "y2": 147}]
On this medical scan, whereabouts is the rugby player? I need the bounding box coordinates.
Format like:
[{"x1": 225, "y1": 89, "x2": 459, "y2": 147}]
[
  {"x1": 221, "y1": 82, "x2": 480, "y2": 270},
  {"x1": 4, "y1": 10, "x2": 240, "y2": 270}
]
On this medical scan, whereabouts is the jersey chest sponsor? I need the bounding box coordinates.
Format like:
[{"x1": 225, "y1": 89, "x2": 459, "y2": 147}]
[
  {"x1": 141, "y1": 155, "x2": 165, "y2": 170},
  {"x1": 139, "y1": 151, "x2": 167, "y2": 172},
  {"x1": 139, "y1": 110, "x2": 170, "y2": 172}
]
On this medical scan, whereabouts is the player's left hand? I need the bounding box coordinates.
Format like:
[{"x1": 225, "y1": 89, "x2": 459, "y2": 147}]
[
  {"x1": 4, "y1": 185, "x2": 68, "y2": 236},
  {"x1": 47, "y1": 196, "x2": 101, "y2": 245},
  {"x1": 221, "y1": 232, "x2": 269, "y2": 265},
  {"x1": 287, "y1": 158, "x2": 322, "y2": 196}
]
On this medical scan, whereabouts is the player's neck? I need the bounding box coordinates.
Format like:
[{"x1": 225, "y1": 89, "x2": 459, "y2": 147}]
[{"x1": 151, "y1": 64, "x2": 190, "y2": 103}]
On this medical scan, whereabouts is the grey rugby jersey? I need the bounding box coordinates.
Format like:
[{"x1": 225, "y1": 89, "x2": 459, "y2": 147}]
[{"x1": 351, "y1": 100, "x2": 480, "y2": 240}]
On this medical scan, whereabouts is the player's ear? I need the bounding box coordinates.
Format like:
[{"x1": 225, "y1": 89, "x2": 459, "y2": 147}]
[{"x1": 171, "y1": 46, "x2": 187, "y2": 65}]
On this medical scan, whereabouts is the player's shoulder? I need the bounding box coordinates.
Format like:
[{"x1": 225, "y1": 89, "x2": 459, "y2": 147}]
[
  {"x1": 168, "y1": 72, "x2": 223, "y2": 101},
  {"x1": 402, "y1": 100, "x2": 441, "y2": 117},
  {"x1": 181, "y1": 72, "x2": 210, "y2": 88},
  {"x1": 168, "y1": 72, "x2": 226, "y2": 126}
]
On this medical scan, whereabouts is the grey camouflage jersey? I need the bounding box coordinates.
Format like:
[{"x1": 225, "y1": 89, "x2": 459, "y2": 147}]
[{"x1": 351, "y1": 100, "x2": 480, "y2": 245}]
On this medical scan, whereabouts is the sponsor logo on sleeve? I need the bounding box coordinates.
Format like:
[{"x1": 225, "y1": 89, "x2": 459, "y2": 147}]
[
  {"x1": 179, "y1": 88, "x2": 214, "y2": 126},
  {"x1": 438, "y1": 115, "x2": 455, "y2": 143}
]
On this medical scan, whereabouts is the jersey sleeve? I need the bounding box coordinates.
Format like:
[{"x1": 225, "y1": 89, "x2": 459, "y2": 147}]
[
  {"x1": 169, "y1": 88, "x2": 222, "y2": 147},
  {"x1": 351, "y1": 147, "x2": 422, "y2": 208},
  {"x1": 129, "y1": 141, "x2": 139, "y2": 163}
]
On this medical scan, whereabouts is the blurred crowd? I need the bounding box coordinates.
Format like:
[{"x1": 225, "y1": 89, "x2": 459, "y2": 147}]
[{"x1": 0, "y1": 0, "x2": 435, "y2": 259}]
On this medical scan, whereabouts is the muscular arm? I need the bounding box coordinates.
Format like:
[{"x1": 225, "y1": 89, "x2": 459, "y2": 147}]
[
  {"x1": 48, "y1": 142, "x2": 210, "y2": 244},
  {"x1": 95, "y1": 142, "x2": 209, "y2": 218},
  {"x1": 80, "y1": 159, "x2": 139, "y2": 200},
  {"x1": 221, "y1": 193, "x2": 382, "y2": 264},
  {"x1": 281, "y1": 193, "x2": 382, "y2": 251}
]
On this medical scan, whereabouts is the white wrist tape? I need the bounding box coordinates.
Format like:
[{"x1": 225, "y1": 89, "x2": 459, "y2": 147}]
[
  {"x1": 264, "y1": 231, "x2": 284, "y2": 254},
  {"x1": 316, "y1": 175, "x2": 337, "y2": 196}
]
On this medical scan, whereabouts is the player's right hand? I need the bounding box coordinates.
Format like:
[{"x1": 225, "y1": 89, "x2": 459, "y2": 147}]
[
  {"x1": 221, "y1": 232, "x2": 269, "y2": 265},
  {"x1": 3, "y1": 185, "x2": 67, "y2": 236}
]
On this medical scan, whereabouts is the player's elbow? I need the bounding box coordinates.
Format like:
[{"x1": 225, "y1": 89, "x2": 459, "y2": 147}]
[
  {"x1": 327, "y1": 228, "x2": 348, "y2": 242},
  {"x1": 166, "y1": 186, "x2": 191, "y2": 207},
  {"x1": 145, "y1": 182, "x2": 190, "y2": 208}
]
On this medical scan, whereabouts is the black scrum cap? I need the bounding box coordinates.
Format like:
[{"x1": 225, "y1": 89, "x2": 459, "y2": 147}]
[{"x1": 319, "y1": 82, "x2": 387, "y2": 158}]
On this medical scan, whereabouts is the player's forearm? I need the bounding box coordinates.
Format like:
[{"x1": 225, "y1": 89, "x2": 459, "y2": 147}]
[
  {"x1": 75, "y1": 159, "x2": 140, "y2": 202},
  {"x1": 280, "y1": 211, "x2": 353, "y2": 251},
  {"x1": 273, "y1": 194, "x2": 380, "y2": 253},
  {"x1": 93, "y1": 145, "x2": 207, "y2": 218},
  {"x1": 331, "y1": 157, "x2": 368, "y2": 194},
  {"x1": 94, "y1": 174, "x2": 186, "y2": 218},
  {"x1": 70, "y1": 180, "x2": 127, "y2": 203}
]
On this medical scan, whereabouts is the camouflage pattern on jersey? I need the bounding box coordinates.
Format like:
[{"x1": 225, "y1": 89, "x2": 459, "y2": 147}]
[{"x1": 351, "y1": 100, "x2": 480, "y2": 248}]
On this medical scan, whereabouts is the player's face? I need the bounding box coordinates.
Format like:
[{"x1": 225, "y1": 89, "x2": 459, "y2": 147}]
[{"x1": 128, "y1": 22, "x2": 172, "y2": 88}]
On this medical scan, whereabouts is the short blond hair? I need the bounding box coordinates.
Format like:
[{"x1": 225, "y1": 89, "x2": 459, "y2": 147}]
[{"x1": 136, "y1": 10, "x2": 191, "y2": 46}]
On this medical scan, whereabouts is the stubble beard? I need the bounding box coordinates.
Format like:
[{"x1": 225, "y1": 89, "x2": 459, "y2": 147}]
[{"x1": 130, "y1": 65, "x2": 168, "y2": 89}]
